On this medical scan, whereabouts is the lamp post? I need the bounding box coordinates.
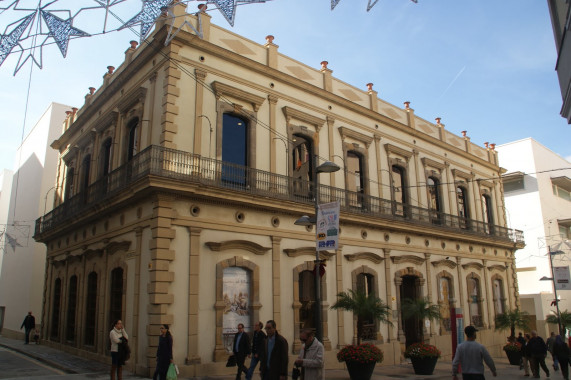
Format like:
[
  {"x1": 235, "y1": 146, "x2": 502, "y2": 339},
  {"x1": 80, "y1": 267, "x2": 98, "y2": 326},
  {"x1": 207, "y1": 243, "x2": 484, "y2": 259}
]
[{"x1": 295, "y1": 156, "x2": 340, "y2": 342}]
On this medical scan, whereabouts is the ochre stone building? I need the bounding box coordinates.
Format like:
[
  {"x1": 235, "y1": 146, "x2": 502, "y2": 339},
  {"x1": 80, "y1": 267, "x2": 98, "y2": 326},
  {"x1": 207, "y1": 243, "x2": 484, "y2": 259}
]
[{"x1": 34, "y1": 4, "x2": 525, "y2": 377}]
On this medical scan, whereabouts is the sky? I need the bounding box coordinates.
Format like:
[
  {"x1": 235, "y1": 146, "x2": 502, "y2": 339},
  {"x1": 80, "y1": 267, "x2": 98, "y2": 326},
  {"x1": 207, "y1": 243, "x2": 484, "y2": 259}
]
[{"x1": 0, "y1": 0, "x2": 570, "y2": 173}]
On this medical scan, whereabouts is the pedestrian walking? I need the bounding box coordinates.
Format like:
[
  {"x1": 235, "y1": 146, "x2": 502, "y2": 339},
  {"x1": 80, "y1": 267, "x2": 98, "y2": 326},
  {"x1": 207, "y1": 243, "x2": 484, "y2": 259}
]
[
  {"x1": 109, "y1": 319, "x2": 129, "y2": 380},
  {"x1": 452, "y1": 325, "x2": 497, "y2": 380},
  {"x1": 523, "y1": 333, "x2": 532, "y2": 376},
  {"x1": 20, "y1": 311, "x2": 35, "y2": 344},
  {"x1": 517, "y1": 333, "x2": 526, "y2": 370},
  {"x1": 528, "y1": 330, "x2": 550, "y2": 378},
  {"x1": 246, "y1": 321, "x2": 266, "y2": 380},
  {"x1": 553, "y1": 334, "x2": 570, "y2": 380},
  {"x1": 294, "y1": 328, "x2": 324, "y2": 380},
  {"x1": 547, "y1": 332, "x2": 560, "y2": 371},
  {"x1": 153, "y1": 324, "x2": 173, "y2": 380},
  {"x1": 260, "y1": 320, "x2": 288, "y2": 380},
  {"x1": 233, "y1": 323, "x2": 251, "y2": 380}
]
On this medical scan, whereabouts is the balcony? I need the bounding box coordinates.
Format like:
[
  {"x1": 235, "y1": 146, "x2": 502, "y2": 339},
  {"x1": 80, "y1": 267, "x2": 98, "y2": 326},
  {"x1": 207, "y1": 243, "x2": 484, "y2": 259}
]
[{"x1": 35, "y1": 145, "x2": 524, "y2": 245}]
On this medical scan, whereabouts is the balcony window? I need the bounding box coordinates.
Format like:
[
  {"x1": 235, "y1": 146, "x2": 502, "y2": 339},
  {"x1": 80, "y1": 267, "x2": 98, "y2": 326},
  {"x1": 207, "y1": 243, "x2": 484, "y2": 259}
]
[
  {"x1": 292, "y1": 135, "x2": 313, "y2": 197},
  {"x1": 222, "y1": 113, "x2": 248, "y2": 186},
  {"x1": 64, "y1": 167, "x2": 74, "y2": 201},
  {"x1": 391, "y1": 165, "x2": 407, "y2": 216},
  {"x1": 482, "y1": 194, "x2": 494, "y2": 234},
  {"x1": 457, "y1": 186, "x2": 470, "y2": 228},
  {"x1": 126, "y1": 118, "x2": 139, "y2": 162},
  {"x1": 100, "y1": 138, "x2": 112, "y2": 177},
  {"x1": 347, "y1": 151, "x2": 365, "y2": 207},
  {"x1": 427, "y1": 177, "x2": 441, "y2": 223}
]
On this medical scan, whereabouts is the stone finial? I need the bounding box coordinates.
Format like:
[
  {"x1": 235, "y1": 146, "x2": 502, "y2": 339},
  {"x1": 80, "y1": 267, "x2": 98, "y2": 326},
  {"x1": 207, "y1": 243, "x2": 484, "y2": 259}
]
[
  {"x1": 89, "y1": 87, "x2": 96, "y2": 95},
  {"x1": 107, "y1": 66, "x2": 115, "y2": 74},
  {"x1": 366, "y1": 83, "x2": 374, "y2": 92},
  {"x1": 490, "y1": 143, "x2": 496, "y2": 150},
  {"x1": 484, "y1": 142, "x2": 489, "y2": 148},
  {"x1": 72, "y1": 107, "x2": 78, "y2": 114},
  {"x1": 435, "y1": 117, "x2": 441, "y2": 125},
  {"x1": 198, "y1": 3, "x2": 207, "y2": 12},
  {"x1": 65, "y1": 111, "x2": 72, "y2": 116},
  {"x1": 321, "y1": 61, "x2": 328, "y2": 70},
  {"x1": 461, "y1": 130, "x2": 467, "y2": 137},
  {"x1": 129, "y1": 40, "x2": 138, "y2": 49},
  {"x1": 404, "y1": 101, "x2": 410, "y2": 110},
  {"x1": 265, "y1": 35, "x2": 274, "y2": 44}
]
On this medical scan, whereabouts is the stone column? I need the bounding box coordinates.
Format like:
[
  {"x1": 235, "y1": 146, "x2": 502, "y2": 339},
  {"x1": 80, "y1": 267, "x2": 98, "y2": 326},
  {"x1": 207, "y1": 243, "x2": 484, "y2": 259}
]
[
  {"x1": 268, "y1": 95, "x2": 279, "y2": 176},
  {"x1": 395, "y1": 276, "x2": 404, "y2": 341},
  {"x1": 193, "y1": 69, "x2": 207, "y2": 155},
  {"x1": 456, "y1": 257, "x2": 466, "y2": 323},
  {"x1": 483, "y1": 259, "x2": 494, "y2": 329},
  {"x1": 374, "y1": 135, "x2": 383, "y2": 199},
  {"x1": 335, "y1": 245, "x2": 345, "y2": 347},
  {"x1": 271, "y1": 236, "x2": 282, "y2": 327},
  {"x1": 384, "y1": 249, "x2": 393, "y2": 341},
  {"x1": 186, "y1": 227, "x2": 202, "y2": 364},
  {"x1": 424, "y1": 253, "x2": 434, "y2": 336}
]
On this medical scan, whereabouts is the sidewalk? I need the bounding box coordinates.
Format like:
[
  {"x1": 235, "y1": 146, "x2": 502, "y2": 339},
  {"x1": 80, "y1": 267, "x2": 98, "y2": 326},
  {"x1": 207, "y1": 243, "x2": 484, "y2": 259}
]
[{"x1": 0, "y1": 335, "x2": 547, "y2": 379}]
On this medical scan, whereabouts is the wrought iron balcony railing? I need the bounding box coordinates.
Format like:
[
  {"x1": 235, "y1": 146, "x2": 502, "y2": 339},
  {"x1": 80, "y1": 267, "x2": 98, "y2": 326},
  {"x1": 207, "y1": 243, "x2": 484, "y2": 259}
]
[{"x1": 35, "y1": 145, "x2": 525, "y2": 244}]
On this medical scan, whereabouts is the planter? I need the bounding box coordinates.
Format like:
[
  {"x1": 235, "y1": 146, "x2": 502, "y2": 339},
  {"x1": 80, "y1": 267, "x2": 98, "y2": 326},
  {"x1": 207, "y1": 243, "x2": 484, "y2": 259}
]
[
  {"x1": 346, "y1": 360, "x2": 376, "y2": 380},
  {"x1": 505, "y1": 350, "x2": 522, "y2": 366},
  {"x1": 410, "y1": 356, "x2": 438, "y2": 375}
]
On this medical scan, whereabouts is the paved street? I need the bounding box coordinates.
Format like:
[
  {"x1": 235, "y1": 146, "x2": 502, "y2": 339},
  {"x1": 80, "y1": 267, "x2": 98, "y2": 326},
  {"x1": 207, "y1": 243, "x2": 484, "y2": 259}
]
[{"x1": 0, "y1": 335, "x2": 564, "y2": 379}]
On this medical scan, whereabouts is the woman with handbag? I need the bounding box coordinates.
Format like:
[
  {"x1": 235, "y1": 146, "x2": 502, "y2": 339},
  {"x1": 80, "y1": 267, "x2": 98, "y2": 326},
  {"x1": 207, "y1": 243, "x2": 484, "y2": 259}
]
[
  {"x1": 109, "y1": 320, "x2": 129, "y2": 380},
  {"x1": 153, "y1": 324, "x2": 174, "y2": 380}
]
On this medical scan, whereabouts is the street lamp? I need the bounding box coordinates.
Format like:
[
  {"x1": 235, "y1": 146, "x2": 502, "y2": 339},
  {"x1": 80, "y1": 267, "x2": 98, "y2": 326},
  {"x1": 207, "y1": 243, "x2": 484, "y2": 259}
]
[
  {"x1": 294, "y1": 157, "x2": 340, "y2": 343},
  {"x1": 540, "y1": 244, "x2": 567, "y2": 334}
]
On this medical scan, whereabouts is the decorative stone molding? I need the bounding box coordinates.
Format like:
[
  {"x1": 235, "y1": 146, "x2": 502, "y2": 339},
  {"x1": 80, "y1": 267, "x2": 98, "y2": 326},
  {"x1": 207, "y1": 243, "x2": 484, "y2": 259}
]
[
  {"x1": 283, "y1": 247, "x2": 335, "y2": 260},
  {"x1": 390, "y1": 255, "x2": 426, "y2": 265},
  {"x1": 205, "y1": 240, "x2": 271, "y2": 255},
  {"x1": 462, "y1": 262, "x2": 484, "y2": 270},
  {"x1": 421, "y1": 157, "x2": 447, "y2": 171},
  {"x1": 338, "y1": 127, "x2": 374, "y2": 148},
  {"x1": 282, "y1": 106, "x2": 326, "y2": 132},
  {"x1": 344, "y1": 252, "x2": 384, "y2": 264},
  {"x1": 211, "y1": 81, "x2": 266, "y2": 112},
  {"x1": 431, "y1": 259, "x2": 457, "y2": 269},
  {"x1": 487, "y1": 264, "x2": 507, "y2": 272},
  {"x1": 117, "y1": 86, "x2": 148, "y2": 114},
  {"x1": 384, "y1": 143, "x2": 413, "y2": 160}
]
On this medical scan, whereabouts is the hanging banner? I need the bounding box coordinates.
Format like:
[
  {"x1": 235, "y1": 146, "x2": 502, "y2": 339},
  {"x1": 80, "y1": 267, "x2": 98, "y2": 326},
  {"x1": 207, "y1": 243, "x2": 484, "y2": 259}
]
[
  {"x1": 554, "y1": 266, "x2": 571, "y2": 290},
  {"x1": 316, "y1": 201, "x2": 340, "y2": 251}
]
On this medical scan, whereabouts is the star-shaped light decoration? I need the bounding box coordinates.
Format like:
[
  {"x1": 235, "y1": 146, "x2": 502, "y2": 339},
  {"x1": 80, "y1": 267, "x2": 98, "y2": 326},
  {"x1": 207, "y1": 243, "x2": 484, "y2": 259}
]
[
  {"x1": 332, "y1": 0, "x2": 418, "y2": 11},
  {"x1": 41, "y1": 10, "x2": 90, "y2": 57},
  {"x1": 0, "y1": 13, "x2": 34, "y2": 67},
  {"x1": 92, "y1": 0, "x2": 127, "y2": 32},
  {"x1": 5, "y1": 232, "x2": 22, "y2": 251},
  {"x1": 120, "y1": 0, "x2": 173, "y2": 41}
]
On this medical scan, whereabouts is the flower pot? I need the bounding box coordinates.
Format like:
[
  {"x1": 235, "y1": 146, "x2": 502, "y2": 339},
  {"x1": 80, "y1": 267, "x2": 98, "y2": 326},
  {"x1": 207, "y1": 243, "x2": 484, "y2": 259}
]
[
  {"x1": 505, "y1": 350, "x2": 522, "y2": 366},
  {"x1": 410, "y1": 356, "x2": 438, "y2": 375},
  {"x1": 346, "y1": 360, "x2": 376, "y2": 380}
]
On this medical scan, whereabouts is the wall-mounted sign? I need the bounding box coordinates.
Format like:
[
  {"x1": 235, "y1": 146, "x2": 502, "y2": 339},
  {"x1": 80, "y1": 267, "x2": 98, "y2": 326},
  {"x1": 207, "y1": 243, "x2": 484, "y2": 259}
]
[
  {"x1": 316, "y1": 201, "x2": 339, "y2": 251},
  {"x1": 554, "y1": 266, "x2": 571, "y2": 290}
]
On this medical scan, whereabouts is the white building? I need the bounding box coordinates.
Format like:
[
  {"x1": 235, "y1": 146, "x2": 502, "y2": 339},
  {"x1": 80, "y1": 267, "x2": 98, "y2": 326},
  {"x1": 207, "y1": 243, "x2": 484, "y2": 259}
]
[
  {"x1": 0, "y1": 102, "x2": 70, "y2": 338},
  {"x1": 497, "y1": 138, "x2": 571, "y2": 333}
]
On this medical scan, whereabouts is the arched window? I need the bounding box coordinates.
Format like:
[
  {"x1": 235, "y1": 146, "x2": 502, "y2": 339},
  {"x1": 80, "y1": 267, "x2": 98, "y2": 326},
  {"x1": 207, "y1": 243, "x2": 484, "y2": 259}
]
[
  {"x1": 222, "y1": 113, "x2": 248, "y2": 186},
  {"x1": 64, "y1": 167, "x2": 75, "y2": 201},
  {"x1": 292, "y1": 134, "x2": 313, "y2": 198},
  {"x1": 427, "y1": 177, "x2": 441, "y2": 224},
  {"x1": 299, "y1": 270, "x2": 316, "y2": 331},
  {"x1": 80, "y1": 155, "x2": 91, "y2": 203},
  {"x1": 493, "y1": 278, "x2": 506, "y2": 316},
  {"x1": 222, "y1": 267, "x2": 252, "y2": 351},
  {"x1": 100, "y1": 138, "x2": 112, "y2": 178},
  {"x1": 126, "y1": 118, "x2": 139, "y2": 162},
  {"x1": 438, "y1": 276, "x2": 453, "y2": 331},
  {"x1": 84, "y1": 272, "x2": 97, "y2": 346},
  {"x1": 347, "y1": 151, "x2": 365, "y2": 207},
  {"x1": 467, "y1": 276, "x2": 483, "y2": 327},
  {"x1": 391, "y1": 165, "x2": 407, "y2": 217},
  {"x1": 109, "y1": 268, "x2": 123, "y2": 329},
  {"x1": 456, "y1": 186, "x2": 470, "y2": 229},
  {"x1": 50, "y1": 278, "x2": 62, "y2": 339},
  {"x1": 482, "y1": 194, "x2": 494, "y2": 234},
  {"x1": 66, "y1": 275, "x2": 78, "y2": 342}
]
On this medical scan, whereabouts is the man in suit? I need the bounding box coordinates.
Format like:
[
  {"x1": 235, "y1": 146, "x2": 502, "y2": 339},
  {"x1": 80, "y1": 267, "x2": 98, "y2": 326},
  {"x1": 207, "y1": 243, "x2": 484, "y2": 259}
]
[
  {"x1": 233, "y1": 323, "x2": 251, "y2": 380},
  {"x1": 260, "y1": 320, "x2": 288, "y2": 380},
  {"x1": 246, "y1": 321, "x2": 266, "y2": 380},
  {"x1": 20, "y1": 311, "x2": 35, "y2": 344}
]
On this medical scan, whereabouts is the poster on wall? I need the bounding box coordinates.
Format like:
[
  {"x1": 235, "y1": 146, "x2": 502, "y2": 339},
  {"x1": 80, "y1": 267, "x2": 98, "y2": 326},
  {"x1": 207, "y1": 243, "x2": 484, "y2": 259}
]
[
  {"x1": 316, "y1": 201, "x2": 340, "y2": 251},
  {"x1": 223, "y1": 267, "x2": 251, "y2": 340},
  {"x1": 554, "y1": 266, "x2": 571, "y2": 290}
]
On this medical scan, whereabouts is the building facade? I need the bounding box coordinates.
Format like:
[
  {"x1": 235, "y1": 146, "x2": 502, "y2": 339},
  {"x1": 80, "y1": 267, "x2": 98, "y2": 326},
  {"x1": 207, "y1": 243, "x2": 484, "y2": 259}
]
[
  {"x1": 497, "y1": 138, "x2": 571, "y2": 334},
  {"x1": 0, "y1": 102, "x2": 70, "y2": 338},
  {"x1": 547, "y1": 0, "x2": 571, "y2": 123},
  {"x1": 34, "y1": 5, "x2": 524, "y2": 377}
]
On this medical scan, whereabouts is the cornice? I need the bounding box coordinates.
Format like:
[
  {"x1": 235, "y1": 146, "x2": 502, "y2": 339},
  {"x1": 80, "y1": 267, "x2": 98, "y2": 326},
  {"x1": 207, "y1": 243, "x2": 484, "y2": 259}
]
[
  {"x1": 462, "y1": 262, "x2": 485, "y2": 270},
  {"x1": 117, "y1": 86, "x2": 148, "y2": 114},
  {"x1": 431, "y1": 259, "x2": 457, "y2": 269},
  {"x1": 384, "y1": 143, "x2": 413, "y2": 159},
  {"x1": 390, "y1": 255, "x2": 426, "y2": 265},
  {"x1": 338, "y1": 127, "x2": 374, "y2": 148},
  {"x1": 344, "y1": 252, "x2": 384, "y2": 264},
  {"x1": 487, "y1": 264, "x2": 507, "y2": 272},
  {"x1": 211, "y1": 81, "x2": 266, "y2": 112},
  {"x1": 283, "y1": 247, "x2": 335, "y2": 260},
  {"x1": 421, "y1": 157, "x2": 447, "y2": 171},
  {"x1": 282, "y1": 106, "x2": 326, "y2": 131},
  {"x1": 205, "y1": 240, "x2": 271, "y2": 255}
]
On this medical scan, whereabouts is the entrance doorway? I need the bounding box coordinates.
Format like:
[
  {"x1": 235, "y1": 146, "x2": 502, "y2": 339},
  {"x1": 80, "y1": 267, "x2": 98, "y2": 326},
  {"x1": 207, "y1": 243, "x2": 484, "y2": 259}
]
[{"x1": 400, "y1": 275, "x2": 421, "y2": 347}]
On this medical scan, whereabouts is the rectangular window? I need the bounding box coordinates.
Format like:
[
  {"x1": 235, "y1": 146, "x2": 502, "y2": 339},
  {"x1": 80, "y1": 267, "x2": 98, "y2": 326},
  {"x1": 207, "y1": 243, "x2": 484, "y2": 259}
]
[{"x1": 503, "y1": 178, "x2": 524, "y2": 192}]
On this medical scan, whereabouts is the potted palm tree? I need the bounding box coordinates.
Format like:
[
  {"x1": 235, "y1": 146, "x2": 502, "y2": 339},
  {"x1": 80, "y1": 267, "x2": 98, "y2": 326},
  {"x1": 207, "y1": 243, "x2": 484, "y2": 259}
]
[
  {"x1": 494, "y1": 308, "x2": 530, "y2": 365},
  {"x1": 546, "y1": 310, "x2": 571, "y2": 332},
  {"x1": 401, "y1": 297, "x2": 442, "y2": 375},
  {"x1": 331, "y1": 289, "x2": 391, "y2": 380}
]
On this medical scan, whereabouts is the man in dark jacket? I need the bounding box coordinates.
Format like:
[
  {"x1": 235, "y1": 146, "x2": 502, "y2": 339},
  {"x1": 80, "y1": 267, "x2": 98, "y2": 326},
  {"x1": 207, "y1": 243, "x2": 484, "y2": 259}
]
[
  {"x1": 528, "y1": 330, "x2": 550, "y2": 378},
  {"x1": 260, "y1": 320, "x2": 288, "y2": 380},
  {"x1": 233, "y1": 323, "x2": 251, "y2": 380},
  {"x1": 20, "y1": 311, "x2": 35, "y2": 344},
  {"x1": 246, "y1": 321, "x2": 266, "y2": 380}
]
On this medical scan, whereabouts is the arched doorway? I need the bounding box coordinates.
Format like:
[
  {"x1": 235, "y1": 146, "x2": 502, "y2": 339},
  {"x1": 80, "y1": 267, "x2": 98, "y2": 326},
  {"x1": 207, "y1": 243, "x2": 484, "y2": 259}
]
[{"x1": 395, "y1": 267, "x2": 425, "y2": 347}]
